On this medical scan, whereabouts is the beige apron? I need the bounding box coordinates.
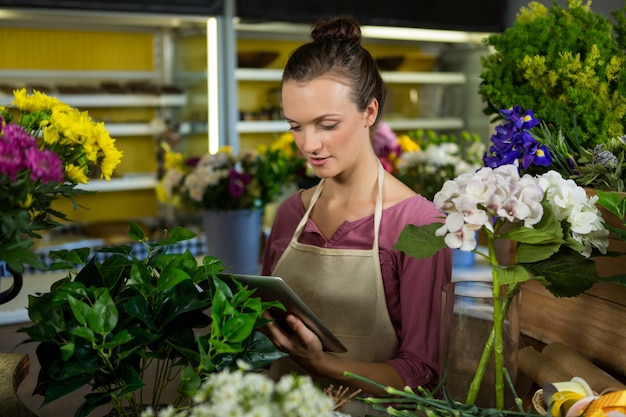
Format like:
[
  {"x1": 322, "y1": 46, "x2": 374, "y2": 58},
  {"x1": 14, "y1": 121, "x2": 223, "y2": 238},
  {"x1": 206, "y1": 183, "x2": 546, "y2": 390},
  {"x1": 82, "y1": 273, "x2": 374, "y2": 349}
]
[{"x1": 269, "y1": 163, "x2": 398, "y2": 416}]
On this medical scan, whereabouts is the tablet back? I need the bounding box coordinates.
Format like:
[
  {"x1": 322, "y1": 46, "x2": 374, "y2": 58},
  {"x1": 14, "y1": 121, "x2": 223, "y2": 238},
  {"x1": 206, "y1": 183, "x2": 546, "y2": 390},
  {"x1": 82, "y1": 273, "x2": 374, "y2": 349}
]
[{"x1": 218, "y1": 273, "x2": 348, "y2": 353}]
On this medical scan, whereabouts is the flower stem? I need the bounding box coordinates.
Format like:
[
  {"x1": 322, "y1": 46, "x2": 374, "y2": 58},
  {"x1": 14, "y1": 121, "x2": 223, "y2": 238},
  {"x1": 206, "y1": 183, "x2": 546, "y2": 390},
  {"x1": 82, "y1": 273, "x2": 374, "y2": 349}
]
[{"x1": 465, "y1": 235, "x2": 507, "y2": 408}]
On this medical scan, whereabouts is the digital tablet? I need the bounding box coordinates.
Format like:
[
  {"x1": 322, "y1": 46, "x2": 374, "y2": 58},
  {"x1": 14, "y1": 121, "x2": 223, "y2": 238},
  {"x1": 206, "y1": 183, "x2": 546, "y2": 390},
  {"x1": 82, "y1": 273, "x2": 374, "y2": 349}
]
[{"x1": 218, "y1": 273, "x2": 348, "y2": 353}]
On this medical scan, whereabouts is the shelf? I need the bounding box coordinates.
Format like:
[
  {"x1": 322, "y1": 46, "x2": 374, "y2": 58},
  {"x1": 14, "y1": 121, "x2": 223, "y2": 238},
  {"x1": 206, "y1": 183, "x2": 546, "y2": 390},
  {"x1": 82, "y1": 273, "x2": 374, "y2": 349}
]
[
  {"x1": 381, "y1": 72, "x2": 466, "y2": 84},
  {"x1": 106, "y1": 122, "x2": 164, "y2": 137},
  {"x1": 236, "y1": 68, "x2": 283, "y2": 82},
  {"x1": 237, "y1": 120, "x2": 289, "y2": 133},
  {"x1": 386, "y1": 118, "x2": 464, "y2": 130},
  {"x1": 0, "y1": 92, "x2": 186, "y2": 108},
  {"x1": 0, "y1": 69, "x2": 160, "y2": 81},
  {"x1": 235, "y1": 68, "x2": 466, "y2": 85},
  {"x1": 53, "y1": 94, "x2": 187, "y2": 108},
  {"x1": 95, "y1": 121, "x2": 192, "y2": 137},
  {"x1": 236, "y1": 118, "x2": 464, "y2": 134},
  {"x1": 77, "y1": 174, "x2": 157, "y2": 192}
]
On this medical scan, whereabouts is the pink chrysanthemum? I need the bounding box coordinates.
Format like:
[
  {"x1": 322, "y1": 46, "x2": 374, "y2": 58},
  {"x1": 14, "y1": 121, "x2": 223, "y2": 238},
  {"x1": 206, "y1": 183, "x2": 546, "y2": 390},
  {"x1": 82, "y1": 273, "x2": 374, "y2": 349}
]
[
  {"x1": 25, "y1": 147, "x2": 64, "y2": 183},
  {"x1": 0, "y1": 135, "x2": 26, "y2": 180}
]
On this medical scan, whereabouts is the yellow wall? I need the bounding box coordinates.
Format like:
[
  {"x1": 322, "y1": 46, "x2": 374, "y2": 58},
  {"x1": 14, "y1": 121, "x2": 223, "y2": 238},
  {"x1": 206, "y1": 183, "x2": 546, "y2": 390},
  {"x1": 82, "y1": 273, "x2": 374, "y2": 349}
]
[
  {"x1": 52, "y1": 190, "x2": 159, "y2": 224},
  {"x1": 0, "y1": 27, "x2": 153, "y2": 70}
]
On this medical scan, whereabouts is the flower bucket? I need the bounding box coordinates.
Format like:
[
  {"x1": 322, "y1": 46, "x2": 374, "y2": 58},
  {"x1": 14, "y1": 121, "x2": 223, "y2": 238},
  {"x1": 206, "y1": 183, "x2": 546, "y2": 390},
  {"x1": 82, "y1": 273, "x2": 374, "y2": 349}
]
[
  {"x1": 202, "y1": 209, "x2": 262, "y2": 275},
  {"x1": 440, "y1": 281, "x2": 521, "y2": 408},
  {"x1": 452, "y1": 249, "x2": 475, "y2": 268}
]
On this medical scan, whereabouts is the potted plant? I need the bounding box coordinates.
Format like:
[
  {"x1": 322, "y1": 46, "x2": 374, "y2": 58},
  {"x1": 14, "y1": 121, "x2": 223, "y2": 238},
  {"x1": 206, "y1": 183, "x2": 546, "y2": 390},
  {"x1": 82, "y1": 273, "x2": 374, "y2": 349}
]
[
  {"x1": 18, "y1": 223, "x2": 285, "y2": 417},
  {"x1": 478, "y1": 0, "x2": 626, "y2": 192}
]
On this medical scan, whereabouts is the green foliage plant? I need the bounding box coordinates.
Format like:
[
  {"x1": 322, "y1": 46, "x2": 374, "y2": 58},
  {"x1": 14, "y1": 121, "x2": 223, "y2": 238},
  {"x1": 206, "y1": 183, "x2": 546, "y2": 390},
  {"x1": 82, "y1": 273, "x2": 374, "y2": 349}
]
[
  {"x1": 479, "y1": 0, "x2": 626, "y2": 155},
  {"x1": 18, "y1": 223, "x2": 284, "y2": 417}
]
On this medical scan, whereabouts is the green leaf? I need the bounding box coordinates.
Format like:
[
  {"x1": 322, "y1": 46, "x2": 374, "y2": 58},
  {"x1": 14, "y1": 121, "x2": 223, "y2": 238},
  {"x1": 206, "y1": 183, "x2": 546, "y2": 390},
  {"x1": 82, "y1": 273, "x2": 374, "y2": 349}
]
[
  {"x1": 129, "y1": 221, "x2": 146, "y2": 241},
  {"x1": 102, "y1": 329, "x2": 133, "y2": 350},
  {"x1": 152, "y1": 226, "x2": 197, "y2": 246},
  {"x1": 211, "y1": 285, "x2": 238, "y2": 317},
  {"x1": 60, "y1": 341, "x2": 75, "y2": 361},
  {"x1": 177, "y1": 366, "x2": 202, "y2": 398},
  {"x1": 86, "y1": 290, "x2": 118, "y2": 334},
  {"x1": 222, "y1": 313, "x2": 257, "y2": 343},
  {"x1": 393, "y1": 223, "x2": 448, "y2": 259},
  {"x1": 156, "y1": 265, "x2": 189, "y2": 291},
  {"x1": 596, "y1": 190, "x2": 626, "y2": 221},
  {"x1": 516, "y1": 241, "x2": 561, "y2": 263},
  {"x1": 49, "y1": 247, "x2": 91, "y2": 266},
  {"x1": 491, "y1": 264, "x2": 533, "y2": 286},
  {"x1": 71, "y1": 326, "x2": 96, "y2": 343},
  {"x1": 1, "y1": 246, "x2": 46, "y2": 273},
  {"x1": 67, "y1": 295, "x2": 90, "y2": 326},
  {"x1": 521, "y1": 247, "x2": 599, "y2": 297},
  {"x1": 240, "y1": 331, "x2": 287, "y2": 368},
  {"x1": 211, "y1": 339, "x2": 244, "y2": 354},
  {"x1": 74, "y1": 392, "x2": 114, "y2": 417},
  {"x1": 41, "y1": 373, "x2": 93, "y2": 406},
  {"x1": 123, "y1": 295, "x2": 156, "y2": 327}
]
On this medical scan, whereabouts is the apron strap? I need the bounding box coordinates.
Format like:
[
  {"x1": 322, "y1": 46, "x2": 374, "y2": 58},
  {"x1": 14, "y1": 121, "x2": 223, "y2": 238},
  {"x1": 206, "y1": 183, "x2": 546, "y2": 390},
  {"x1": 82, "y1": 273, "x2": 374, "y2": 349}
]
[{"x1": 290, "y1": 161, "x2": 385, "y2": 249}]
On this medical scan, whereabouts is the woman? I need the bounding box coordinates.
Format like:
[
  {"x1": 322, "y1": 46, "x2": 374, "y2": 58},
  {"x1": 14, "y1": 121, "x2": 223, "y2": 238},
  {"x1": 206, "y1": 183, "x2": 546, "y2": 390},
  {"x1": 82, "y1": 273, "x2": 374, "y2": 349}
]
[{"x1": 261, "y1": 16, "x2": 452, "y2": 415}]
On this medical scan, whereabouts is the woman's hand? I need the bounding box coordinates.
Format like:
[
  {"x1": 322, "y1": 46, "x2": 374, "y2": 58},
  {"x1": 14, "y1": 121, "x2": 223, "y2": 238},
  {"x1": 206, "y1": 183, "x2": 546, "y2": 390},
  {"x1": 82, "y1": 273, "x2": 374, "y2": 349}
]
[{"x1": 261, "y1": 311, "x2": 326, "y2": 369}]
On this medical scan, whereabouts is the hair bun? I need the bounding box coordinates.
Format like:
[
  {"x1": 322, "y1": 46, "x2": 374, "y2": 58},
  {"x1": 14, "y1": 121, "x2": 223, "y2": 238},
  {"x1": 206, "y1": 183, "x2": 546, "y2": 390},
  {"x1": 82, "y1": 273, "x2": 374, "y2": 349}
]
[{"x1": 310, "y1": 16, "x2": 362, "y2": 45}]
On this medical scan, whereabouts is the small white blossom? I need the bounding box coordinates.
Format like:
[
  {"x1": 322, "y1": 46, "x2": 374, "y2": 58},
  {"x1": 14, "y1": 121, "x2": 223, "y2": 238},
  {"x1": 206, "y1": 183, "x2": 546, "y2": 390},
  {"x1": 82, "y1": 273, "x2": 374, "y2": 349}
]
[{"x1": 151, "y1": 366, "x2": 335, "y2": 417}]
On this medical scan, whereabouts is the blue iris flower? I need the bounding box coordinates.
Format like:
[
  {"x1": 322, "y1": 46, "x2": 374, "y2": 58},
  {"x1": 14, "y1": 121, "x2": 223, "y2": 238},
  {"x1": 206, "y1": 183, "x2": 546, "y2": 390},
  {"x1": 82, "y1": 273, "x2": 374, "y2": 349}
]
[{"x1": 482, "y1": 106, "x2": 552, "y2": 172}]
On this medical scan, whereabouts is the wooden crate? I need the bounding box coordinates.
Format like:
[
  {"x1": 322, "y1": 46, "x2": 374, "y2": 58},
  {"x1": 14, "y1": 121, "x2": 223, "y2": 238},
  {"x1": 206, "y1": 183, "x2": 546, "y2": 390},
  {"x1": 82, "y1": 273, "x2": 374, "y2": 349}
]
[{"x1": 520, "y1": 280, "x2": 626, "y2": 376}]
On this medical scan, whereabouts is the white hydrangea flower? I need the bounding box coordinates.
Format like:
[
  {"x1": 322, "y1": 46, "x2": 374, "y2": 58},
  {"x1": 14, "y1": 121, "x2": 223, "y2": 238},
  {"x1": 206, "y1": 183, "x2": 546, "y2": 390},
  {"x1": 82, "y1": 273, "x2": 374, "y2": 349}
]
[
  {"x1": 434, "y1": 165, "x2": 546, "y2": 252},
  {"x1": 536, "y1": 170, "x2": 609, "y2": 257}
]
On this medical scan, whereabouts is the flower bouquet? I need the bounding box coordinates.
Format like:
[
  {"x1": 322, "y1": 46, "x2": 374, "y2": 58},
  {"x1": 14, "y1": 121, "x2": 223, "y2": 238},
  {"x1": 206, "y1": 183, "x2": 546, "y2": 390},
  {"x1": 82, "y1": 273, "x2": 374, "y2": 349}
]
[
  {"x1": 395, "y1": 129, "x2": 485, "y2": 201},
  {"x1": 0, "y1": 88, "x2": 123, "y2": 274},
  {"x1": 394, "y1": 106, "x2": 623, "y2": 409},
  {"x1": 371, "y1": 123, "x2": 485, "y2": 201},
  {"x1": 156, "y1": 144, "x2": 300, "y2": 213},
  {"x1": 141, "y1": 362, "x2": 341, "y2": 417}
]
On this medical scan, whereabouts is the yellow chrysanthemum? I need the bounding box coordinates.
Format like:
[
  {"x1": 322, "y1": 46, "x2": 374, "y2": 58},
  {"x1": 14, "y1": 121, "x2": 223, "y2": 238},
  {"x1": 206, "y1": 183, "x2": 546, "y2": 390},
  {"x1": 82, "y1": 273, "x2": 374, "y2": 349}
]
[
  {"x1": 164, "y1": 151, "x2": 185, "y2": 171},
  {"x1": 271, "y1": 132, "x2": 297, "y2": 158},
  {"x1": 398, "y1": 134, "x2": 421, "y2": 152},
  {"x1": 98, "y1": 138, "x2": 124, "y2": 181},
  {"x1": 66, "y1": 164, "x2": 89, "y2": 184},
  {"x1": 19, "y1": 194, "x2": 34, "y2": 209},
  {"x1": 218, "y1": 145, "x2": 233, "y2": 155},
  {"x1": 257, "y1": 144, "x2": 269, "y2": 155},
  {"x1": 155, "y1": 182, "x2": 169, "y2": 203}
]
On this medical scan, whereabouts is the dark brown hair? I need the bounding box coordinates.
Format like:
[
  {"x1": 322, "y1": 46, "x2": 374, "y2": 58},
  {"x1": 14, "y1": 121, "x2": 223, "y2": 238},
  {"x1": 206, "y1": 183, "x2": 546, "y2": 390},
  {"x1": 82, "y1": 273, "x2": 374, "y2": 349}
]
[{"x1": 282, "y1": 16, "x2": 386, "y2": 127}]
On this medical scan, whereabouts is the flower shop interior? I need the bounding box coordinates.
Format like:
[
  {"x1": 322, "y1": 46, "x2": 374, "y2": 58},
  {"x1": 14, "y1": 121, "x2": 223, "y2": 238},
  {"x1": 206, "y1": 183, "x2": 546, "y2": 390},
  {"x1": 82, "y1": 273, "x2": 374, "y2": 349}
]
[{"x1": 1, "y1": 0, "x2": 626, "y2": 417}]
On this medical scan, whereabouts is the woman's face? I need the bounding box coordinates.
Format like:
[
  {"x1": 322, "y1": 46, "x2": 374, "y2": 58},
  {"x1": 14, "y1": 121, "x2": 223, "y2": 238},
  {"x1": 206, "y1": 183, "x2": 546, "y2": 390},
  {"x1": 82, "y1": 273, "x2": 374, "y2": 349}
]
[{"x1": 282, "y1": 76, "x2": 378, "y2": 179}]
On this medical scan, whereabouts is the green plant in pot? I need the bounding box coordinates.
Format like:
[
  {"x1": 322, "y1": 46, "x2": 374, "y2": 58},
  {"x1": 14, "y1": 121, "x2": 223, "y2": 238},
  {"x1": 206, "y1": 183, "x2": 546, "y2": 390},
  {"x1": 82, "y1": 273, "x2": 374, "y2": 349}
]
[{"x1": 18, "y1": 223, "x2": 285, "y2": 417}]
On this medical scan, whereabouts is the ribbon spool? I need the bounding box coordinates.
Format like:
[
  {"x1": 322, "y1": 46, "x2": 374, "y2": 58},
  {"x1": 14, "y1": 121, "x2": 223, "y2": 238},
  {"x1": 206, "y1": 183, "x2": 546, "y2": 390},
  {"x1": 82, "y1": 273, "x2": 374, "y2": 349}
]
[{"x1": 544, "y1": 377, "x2": 595, "y2": 417}]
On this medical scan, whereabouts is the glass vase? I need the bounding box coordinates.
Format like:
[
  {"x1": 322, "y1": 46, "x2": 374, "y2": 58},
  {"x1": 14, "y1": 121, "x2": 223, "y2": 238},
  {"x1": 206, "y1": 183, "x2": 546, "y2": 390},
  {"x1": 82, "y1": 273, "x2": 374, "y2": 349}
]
[{"x1": 440, "y1": 281, "x2": 521, "y2": 408}]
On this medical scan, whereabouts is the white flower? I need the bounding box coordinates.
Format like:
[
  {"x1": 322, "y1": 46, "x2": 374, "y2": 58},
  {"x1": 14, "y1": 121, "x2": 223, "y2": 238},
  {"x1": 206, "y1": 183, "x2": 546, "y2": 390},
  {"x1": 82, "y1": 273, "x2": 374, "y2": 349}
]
[
  {"x1": 433, "y1": 167, "x2": 609, "y2": 258},
  {"x1": 153, "y1": 366, "x2": 334, "y2": 417},
  {"x1": 160, "y1": 168, "x2": 184, "y2": 199},
  {"x1": 536, "y1": 170, "x2": 609, "y2": 257}
]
